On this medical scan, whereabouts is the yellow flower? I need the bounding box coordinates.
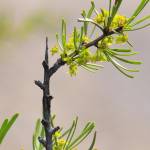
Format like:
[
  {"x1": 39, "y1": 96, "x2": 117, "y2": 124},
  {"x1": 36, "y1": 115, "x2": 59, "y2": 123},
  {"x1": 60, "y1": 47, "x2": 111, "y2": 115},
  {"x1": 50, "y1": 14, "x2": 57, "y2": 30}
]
[
  {"x1": 116, "y1": 15, "x2": 127, "y2": 27},
  {"x1": 54, "y1": 131, "x2": 61, "y2": 137},
  {"x1": 116, "y1": 34, "x2": 128, "y2": 44},
  {"x1": 82, "y1": 35, "x2": 90, "y2": 43},
  {"x1": 69, "y1": 63, "x2": 78, "y2": 76},
  {"x1": 57, "y1": 139, "x2": 66, "y2": 146},
  {"x1": 94, "y1": 14, "x2": 105, "y2": 24},
  {"x1": 51, "y1": 45, "x2": 59, "y2": 55}
]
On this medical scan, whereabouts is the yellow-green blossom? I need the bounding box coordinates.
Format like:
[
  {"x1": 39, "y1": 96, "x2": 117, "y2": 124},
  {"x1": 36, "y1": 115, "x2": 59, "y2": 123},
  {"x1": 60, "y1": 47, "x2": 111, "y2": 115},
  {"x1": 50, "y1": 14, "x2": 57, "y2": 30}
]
[
  {"x1": 116, "y1": 34, "x2": 128, "y2": 44},
  {"x1": 94, "y1": 13, "x2": 105, "y2": 24},
  {"x1": 66, "y1": 37, "x2": 74, "y2": 50},
  {"x1": 51, "y1": 45, "x2": 59, "y2": 55},
  {"x1": 54, "y1": 131, "x2": 61, "y2": 137},
  {"x1": 69, "y1": 63, "x2": 78, "y2": 76},
  {"x1": 82, "y1": 35, "x2": 90, "y2": 43}
]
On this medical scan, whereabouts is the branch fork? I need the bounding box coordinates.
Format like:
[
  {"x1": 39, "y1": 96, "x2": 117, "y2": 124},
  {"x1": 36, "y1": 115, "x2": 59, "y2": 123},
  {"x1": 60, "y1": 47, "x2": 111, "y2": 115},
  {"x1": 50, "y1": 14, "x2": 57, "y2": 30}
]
[{"x1": 35, "y1": 27, "x2": 123, "y2": 150}]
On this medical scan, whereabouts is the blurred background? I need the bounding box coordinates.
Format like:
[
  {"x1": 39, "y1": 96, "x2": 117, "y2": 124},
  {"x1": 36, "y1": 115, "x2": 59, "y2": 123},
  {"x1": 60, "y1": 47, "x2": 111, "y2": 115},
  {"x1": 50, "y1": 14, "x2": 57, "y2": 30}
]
[{"x1": 0, "y1": 0, "x2": 150, "y2": 150}]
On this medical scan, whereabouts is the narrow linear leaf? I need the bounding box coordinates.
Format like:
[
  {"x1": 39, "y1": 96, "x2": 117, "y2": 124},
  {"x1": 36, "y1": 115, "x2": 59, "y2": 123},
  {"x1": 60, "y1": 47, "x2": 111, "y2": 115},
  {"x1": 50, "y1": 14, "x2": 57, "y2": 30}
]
[
  {"x1": 0, "y1": 113, "x2": 19, "y2": 144},
  {"x1": 39, "y1": 126, "x2": 45, "y2": 150},
  {"x1": 81, "y1": 65, "x2": 97, "y2": 73},
  {"x1": 63, "y1": 120, "x2": 75, "y2": 150},
  {"x1": 61, "y1": 19, "x2": 67, "y2": 48},
  {"x1": 68, "y1": 123, "x2": 95, "y2": 150},
  {"x1": 32, "y1": 134, "x2": 36, "y2": 150},
  {"x1": 88, "y1": 131, "x2": 97, "y2": 150},
  {"x1": 104, "y1": 52, "x2": 134, "y2": 78},
  {"x1": 56, "y1": 33, "x2": 63, "y2": 50},
  {"x1": 130, "y1": 15, "x2": 150, "y2": 27},
  {"x1": 0, "y1": 119, "x2": 8, "y2": 143},
  {"x1": 90, "y1": 25, "x2": 96, "y2": 38},
  {"x1": 111, "y1": 48, "x2": 132, "y2": 52},
  {"x1": 73, "y1": 27, "x2": 78, "y2": 50},
  {"x1": 86, "y1": 63, "x2": 104, "y2": 68},
  {"x1": 107, "y1": 0, "x2": 123, "y2": 27},
  {"x1": 78, "y1": 18, "x2": 103, "y2": 31},
  {"x1": 108, "y1": 49, "x2": 138, "y2": 56},
  {"x1": 87, "y1": 1, "x2": 95, "y2": 18},
  {"x1": 108, "y1": 51, "x2": 142, "y2": 65},
  {"x1": 111, "y1": 57, "x2": 140, "y2": 72},
  {"x1": 79, "y1": 26, "x2": 84, "y2": 45},
  {"x1": 125, "y1": 23, "x2": 150, "y2": 31},
  {"x1": 127, "y1": 0, "x2": 149, "y2": 24},
  {"x1": 81, "y1": 10, "x2": 88, "y2": 35},
  {"x1": 66, "y1": 117, "x2": 78, "y2": 148}
]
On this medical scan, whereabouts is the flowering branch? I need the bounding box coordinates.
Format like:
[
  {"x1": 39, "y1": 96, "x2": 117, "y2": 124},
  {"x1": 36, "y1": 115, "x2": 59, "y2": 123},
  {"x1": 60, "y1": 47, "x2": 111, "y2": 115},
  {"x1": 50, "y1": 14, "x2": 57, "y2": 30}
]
[{"x1": 34, "y1": 0, "x2": 149, "y2": 150}]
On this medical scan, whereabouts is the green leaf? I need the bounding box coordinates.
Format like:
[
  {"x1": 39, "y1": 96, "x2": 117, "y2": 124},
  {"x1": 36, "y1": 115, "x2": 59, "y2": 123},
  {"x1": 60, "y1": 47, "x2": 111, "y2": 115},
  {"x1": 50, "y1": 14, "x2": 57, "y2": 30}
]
[
  {"x1": 130, "y1": 15, "x2": 150, "y2": 27},
  {"x1": 107, "y1": 0, "x2": 123, "y2": 27},
  {"x1": 50, "y1": 114, "x2": 56, "y2": 128},
  {"x1": 68, "y1": 123, "x2": 95, "y2": 150},
  {"x1": 81, "y1": 10, "x2": 88, "y2": 35},
  {"x1": 86, "y1": 63, "x2": 104, "y2": 69},
  {"x1": 108, "y1": 49, "x2": 138, "y2": 56},
  {"x1": 61, "y1": 19, "x2": 67, "y2": 48},
  {"x1": 110, "y1": 57, "x2": 140, "y2": 72},
  {"x1": 73, "y1": 27, "x2": 78, "y2": 50},
  {"x1": 32, "y1": 134, "x2": 36, "y2": 150},
  {"x1": 0, "y1": 119, "x2": 8, "y2": 132},
  {"x1": 59, "y1": 128, "x2": 71, "y2": 139},
  {"x1": 33, "y1": 119, "x2": 41, "y2": 150},
  {"x1": 104, "y1": 52, "x2": 134, "y2": 78},
  {"x1": 81, "y1": 65, "x2": 97, "y2": 73},
  {"x1": 127, "y1": 0, "x2": 149, "y2": 24},
  {"x1": 88, "y1": 131, "x2": 97, "y2": 150},
  {"x1": 78, "y1": 18, "x2": 103, "y2": 31},
  {"x1": 125, "y1": 23, "x2": 150, "y2": 31},
  {"x1": 79, "y1": 26, "x2": 84, "y2": 45},
  {"x1": 90, "y1": 25, "x2": 96, "y2": 38},
  {"x1": 66, "y1": 117, "x2": 78, "y2": 148},
  {"x1": 39, "y1": 125, "x2": 45, "y2": 150},
  {"x1": 108, "y1": 0, "x2": 112, "y2": 17},
  {"x1": 108, "y1": 51, "x2": 142, "y2": 65},
  {"x1": 81, "y1": 1, "x2": 95, "y2": 36},
  {"x1": 87, "y1": 1, "x2": 95, "y2": 18},
  {"x1": 0, "y1": 113, "x2": 19, "y2": 144},
  {"x1": 0, "y1": 119, "x2": 9, "y2": 142},
  {"x1": 63, "y1": 120, "x2": 75, "y2": 150},
  {"x1": 111, "y1": 48, "x2": 132, "y2": 52},
  {"x1": 56, "y1": 33, "x2": 63, "y2": 50}
]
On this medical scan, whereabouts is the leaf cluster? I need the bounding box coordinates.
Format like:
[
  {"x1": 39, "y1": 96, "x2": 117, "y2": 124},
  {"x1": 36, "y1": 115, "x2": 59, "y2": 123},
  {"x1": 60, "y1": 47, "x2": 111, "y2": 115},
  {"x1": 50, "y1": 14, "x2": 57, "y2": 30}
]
[
  {"x1": 33, "y1": 115, "x2": 97, "y2": 150},
  {"x1": 51, "y1": 0, "x2": 149, "y2": 78}
]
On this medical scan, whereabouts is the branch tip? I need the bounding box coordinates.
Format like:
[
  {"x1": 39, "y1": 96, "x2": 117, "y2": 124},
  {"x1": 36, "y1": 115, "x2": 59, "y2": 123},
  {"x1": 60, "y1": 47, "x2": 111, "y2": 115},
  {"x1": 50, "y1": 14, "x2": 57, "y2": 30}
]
[
  {"x1": 41, "y1": 119, "x2": 49, "y2": 127},
  {"x1": 45, "y1": 37, "x2": 49, "y2": 64},
  {"x1": 34, "y1": 80, "x2": 45, "y2": 90},
  {"x1": 42, "y1": 60, "x2": 49, "y2": 70},
  {"x1": 38, "y1": 137, "x2": 46, "y2": 147},
  {"x1": 49, "y1": 126, "x2": 60, "y2": 135}
]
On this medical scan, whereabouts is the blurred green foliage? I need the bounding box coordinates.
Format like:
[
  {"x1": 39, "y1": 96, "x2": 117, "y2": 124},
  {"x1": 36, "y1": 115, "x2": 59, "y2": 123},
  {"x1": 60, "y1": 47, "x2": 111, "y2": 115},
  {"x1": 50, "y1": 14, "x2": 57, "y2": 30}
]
[{"x1": 0, "y1": 10, "x2": 57, "y2": 43}]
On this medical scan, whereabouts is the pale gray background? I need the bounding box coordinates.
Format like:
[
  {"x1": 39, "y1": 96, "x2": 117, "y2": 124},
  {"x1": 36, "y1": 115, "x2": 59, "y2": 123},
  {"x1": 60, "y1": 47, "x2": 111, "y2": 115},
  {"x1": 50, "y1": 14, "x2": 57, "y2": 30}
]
[{"x1": 0, "y1": 0, "x2": 150, "y2": 150}]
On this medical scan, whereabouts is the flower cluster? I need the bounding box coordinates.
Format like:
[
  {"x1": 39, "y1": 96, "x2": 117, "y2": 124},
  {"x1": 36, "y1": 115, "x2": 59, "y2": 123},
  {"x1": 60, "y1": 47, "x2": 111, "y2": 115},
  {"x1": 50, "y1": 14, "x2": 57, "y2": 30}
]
[
  {"x1": 33, "y1": 116, "x2": 97, "y2": 150},
  {"x1": 50, "y1": 0, "x2": 149, "y2": 78},
  {"x1": 94, "y1": 9, "x2": 128, "y2": 29}
]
